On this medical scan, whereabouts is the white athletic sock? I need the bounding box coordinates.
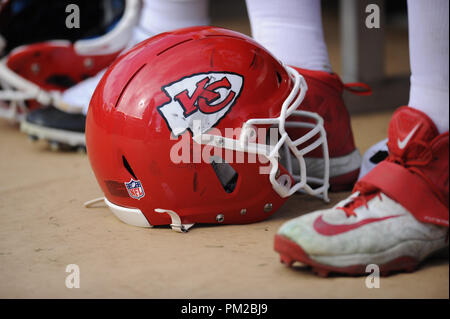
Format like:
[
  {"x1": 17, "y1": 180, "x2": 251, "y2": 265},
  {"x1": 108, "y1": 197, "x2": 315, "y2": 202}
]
[
  {"x1": 245, "y1": 0, "x2": 331, "y2": 72},
  {"x1": 407, "y1": 0, "x2": 449, "y2": 134},
  {"x1": 139, "y1": 0, "x2": 210, "y2": 35}
]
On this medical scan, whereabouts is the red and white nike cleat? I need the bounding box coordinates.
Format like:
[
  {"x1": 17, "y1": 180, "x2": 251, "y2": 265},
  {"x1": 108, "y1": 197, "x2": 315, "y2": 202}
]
[
  {"x1": 285, "y1": 67, "x2": 371, "y2": 191},
  {"x1": 275, "y1": 106, "x2": 449, "y2": 276}
]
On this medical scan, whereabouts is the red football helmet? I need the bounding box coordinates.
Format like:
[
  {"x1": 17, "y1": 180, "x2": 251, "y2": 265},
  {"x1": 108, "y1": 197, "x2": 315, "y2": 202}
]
[{"x1": 86, "y1": 26, "x2": 329, "y2": 232}]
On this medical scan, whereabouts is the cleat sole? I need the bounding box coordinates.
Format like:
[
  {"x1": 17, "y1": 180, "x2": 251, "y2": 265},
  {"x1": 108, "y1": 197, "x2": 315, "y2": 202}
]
[
  {"x1": 279, "y1": 255, "x2": 293, "y2": 267},
  {"x1": 274, "y1": 234, "x2": 421, "y2": 277}
]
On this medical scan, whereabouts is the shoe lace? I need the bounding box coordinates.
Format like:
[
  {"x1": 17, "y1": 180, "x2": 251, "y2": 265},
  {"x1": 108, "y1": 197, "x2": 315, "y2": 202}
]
[
  {"x1": 337, "y1": 190, "x2": 382, "y2": 218},
  {"x1": 338, "y1": 139, "x2": 443, "y2": 218},
  {"x1": 387, "y1": 139, "x2": 446, "y2": 204}
]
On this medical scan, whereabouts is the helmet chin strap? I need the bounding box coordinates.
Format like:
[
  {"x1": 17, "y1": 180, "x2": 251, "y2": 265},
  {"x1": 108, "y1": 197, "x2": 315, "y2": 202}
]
[
  {"x1": 155, "y1": 209, "x2": 194, "y2": 233},
  {"x1": 84, "y1": 197, "x2": 194, "y2": 232}
]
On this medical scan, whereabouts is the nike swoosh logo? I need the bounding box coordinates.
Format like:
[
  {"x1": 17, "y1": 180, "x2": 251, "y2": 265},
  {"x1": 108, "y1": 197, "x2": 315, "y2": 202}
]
[
  {"x1": 313, "y1": 214, "x2": 401, "y2": 236},
  {"x1": 397, "y1": 124, "x2": 420, "y2": 149}
]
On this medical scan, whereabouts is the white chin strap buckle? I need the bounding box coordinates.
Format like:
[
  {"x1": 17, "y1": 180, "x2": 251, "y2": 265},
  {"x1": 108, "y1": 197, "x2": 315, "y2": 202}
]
[
  {"x1": 85, "y1": 197, "x2": 152, "y2": 228},
  {"x1": 155, "y1": 209, "x2": 194, "y2": 233}
]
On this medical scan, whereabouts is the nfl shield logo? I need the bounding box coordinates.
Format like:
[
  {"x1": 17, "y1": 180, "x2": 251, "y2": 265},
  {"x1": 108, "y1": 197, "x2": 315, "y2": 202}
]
[{"x1": 124, "y1": 179, "x2": 145, "y2": 200}]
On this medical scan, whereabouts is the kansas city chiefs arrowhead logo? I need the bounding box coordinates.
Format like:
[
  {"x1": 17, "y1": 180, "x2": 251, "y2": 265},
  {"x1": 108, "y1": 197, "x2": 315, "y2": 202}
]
[{"x1": 158, "y1": 72, "x2": 244, "y2": 137}]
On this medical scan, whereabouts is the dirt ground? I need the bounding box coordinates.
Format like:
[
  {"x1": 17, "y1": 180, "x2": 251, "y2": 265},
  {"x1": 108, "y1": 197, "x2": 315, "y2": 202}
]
[{"x1": 0, "y1": 109, "x2": 448, "y2": 299}]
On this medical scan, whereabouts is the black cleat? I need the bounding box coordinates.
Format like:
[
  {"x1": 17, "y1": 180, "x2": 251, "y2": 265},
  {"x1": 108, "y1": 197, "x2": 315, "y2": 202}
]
[{"x1": 20, "y1": 107, "x2": 86, "y2": 150}]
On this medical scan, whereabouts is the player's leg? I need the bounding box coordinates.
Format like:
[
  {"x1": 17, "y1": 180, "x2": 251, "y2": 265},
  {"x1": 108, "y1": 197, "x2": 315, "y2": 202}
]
[
  {"x1": 275, "y1": 0, "x2": 449, "y2": 276},
  {"x1": 246, "y1": 0, "x2": 331, "y2": 72},
  {"x1": 359, "y1": 0, "x2": 449, "y2": 179}
]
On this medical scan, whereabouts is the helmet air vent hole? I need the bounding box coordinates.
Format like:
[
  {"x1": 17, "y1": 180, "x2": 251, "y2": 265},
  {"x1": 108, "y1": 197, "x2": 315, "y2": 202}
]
[
  {"x1": 205, "y1": 34, "x2": 246, "y2": 41},
  {"x1": 122, "y1": 155, "x2": 138, "y2": 180},
  {"x1": 157, "y1": 39, "x2": 193, "y2": 56},
  {"x1": 114, "y1": 63, "x2": 147, "y2": 108},
  {"x1": 276, "y1": 71, "x2": 282, "y2": 85},
  {"x1": 210, "y1": 156, "x2": 238, "y2": 194}
]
